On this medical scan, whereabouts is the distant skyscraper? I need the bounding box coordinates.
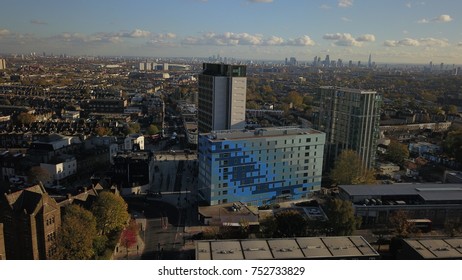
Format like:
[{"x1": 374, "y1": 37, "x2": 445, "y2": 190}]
[
  {"x1": 198, "y1": 63, "x2": 247, "y2": 133},
  {"x1": 0, "y1": 59, "x2": 6, "y2": 70},
  {"x1": 315, "y1": 87, "x2": 382, "y2": 170},
  {"x1": 324, "y1": 55, "x2": 330, "y2": 67},
  {"x1": 368, "y1": 54, "x2": 372, "y2": 68}
]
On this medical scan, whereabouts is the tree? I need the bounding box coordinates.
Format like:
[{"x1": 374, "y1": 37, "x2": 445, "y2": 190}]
[
  {"x1": 56, "y1": 205, "x2": 98, "y2": 260},
  {"x1": 259, "y1": 210, "x2": 307, "y2": 238},
  {"x1": 94, "y1": 126, "x2": 112, "y2": 136},
  {"x1": 27, "y1": 166, "x2": 51, "y2": 184},
  {"x1": 330, "y1": 150, "x2": 376, "y2": 185},
  {"x1": 274, "y1": 210, "x2": 307, "y2": 237},
  {"x1": 286, "y1": 91, "x2": 303, "y2": 108},
  {"x1": 389, "y1": 210, "x2": 413, "y2": 238},
  {"x1": 124, "y1": 122, "x2": 141, "y2": 135},
  {"x1": 16, "y1": 112, "x2": 36, "y2": 125},
  {"x1": 91, "y1": 191, "x2": 130, "y2": 235},
  {"x1": 146, "y1": 124, "x2": 160, "y2": 135},
  {"x1": 325, "y1": 199, "x2": 361, "y2": 236},
  {"x1": 443, "y1": 129, "x2": 462, "y2": 163},
  {"x1": 385, "y1": 140, "x2": 409, "y2": 165},
  {"x1": 120, "y1": 220, "x2": 138, "y2": 258}
]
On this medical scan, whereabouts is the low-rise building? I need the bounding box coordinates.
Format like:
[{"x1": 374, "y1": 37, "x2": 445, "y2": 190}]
[
  {"x1": 398, "y1": 238, "x2": 462, "y2": 260},
  {"x1": 196, "y1": 236, "x2": 379, "y2": 260},
  {"x1": 339, "y1": 183, "x2": 462, "y2": 226}
]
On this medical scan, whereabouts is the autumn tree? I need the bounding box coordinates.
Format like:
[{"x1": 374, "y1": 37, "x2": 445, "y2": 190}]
[
  {"x1": 385, "y1": 140, "x2": 409, "y2": 165},
  {"x1": 56, "y1": 205, "x2": 98, "y2": 260},
  {"x1": 389, "y1": 210, "x2": 413, "y2": 238},
  {"x1": 120, "y1": 219, "x2": 139, "y2": 258},
  {"x1": 330, "y1": 150, "x2": 376, "y2": 185},
  {"x1": 91, "y1": 191, "x2": 130, "y2": 235},
  {"x1": 286, "y1": 91, "x2": 303, "y2": 109},
  {"x1": 94, "y1": 126, "x2": 112, "y2": 136},
  {"x1": 324, "y1": 198, "x2": 361, "y2": 236},
  {"x1": 15, "y1": 112, "x2": 36, "y2": 125}
]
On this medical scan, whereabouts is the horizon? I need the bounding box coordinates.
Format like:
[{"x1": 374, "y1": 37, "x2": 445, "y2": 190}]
[{"x1": 1, "y1": 0, "x2": 462, "y2": 65}]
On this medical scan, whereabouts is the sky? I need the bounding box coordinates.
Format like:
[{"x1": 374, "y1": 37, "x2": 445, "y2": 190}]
[{"x1": 1, "y1": 0, "x2": 462, "y2": 64}]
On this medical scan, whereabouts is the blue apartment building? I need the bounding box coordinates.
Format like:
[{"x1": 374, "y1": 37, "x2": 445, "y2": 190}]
[{"x1": 198, "y1": 126, "x2": 326, "y2": 206}]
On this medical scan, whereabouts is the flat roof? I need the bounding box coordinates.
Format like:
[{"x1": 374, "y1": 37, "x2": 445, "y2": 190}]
[
  {"x1": 339, "y1": 184, "x2": 462, "y2": 202},
  {"x1": 195, "y1": 236, "x2": 379, "y2": 260},
  {"x1": 403, "y1": 238, "x2": 462, "y2": 259},
  {"x1": 202, "y1": 126, "x2": 324, "y2": 141}
]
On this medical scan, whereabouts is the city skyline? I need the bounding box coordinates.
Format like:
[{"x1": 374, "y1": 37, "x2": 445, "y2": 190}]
[{"x1": 1, "y1": 0, "x2": 462, "y2": 64}]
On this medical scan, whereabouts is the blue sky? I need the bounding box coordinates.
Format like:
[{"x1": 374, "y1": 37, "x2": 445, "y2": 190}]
[{"x1": 1, "y1": 0, "x2": 462, "y2": 64}]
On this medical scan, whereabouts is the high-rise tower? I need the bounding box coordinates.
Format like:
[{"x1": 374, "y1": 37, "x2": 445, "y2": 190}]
[
  {"x1": 315, "y1": 86, "x2": 382, "y2": 170},
  {"x1": 198, "y1": 63, "x2": 247, "y2": 133}
]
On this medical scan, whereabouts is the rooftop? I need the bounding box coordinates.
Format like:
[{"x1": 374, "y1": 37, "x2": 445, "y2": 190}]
[
  {"x1": 403, "y1": 238, "x2": 462, "y2": 259},
  {"x1": 203, "y1": 126, "x2": 323, "y2": 141},
  {"x1": 196, "y1": 236, "x2": 379, "y2": 260},
  {"x1": 340, "y1": 183, "x2": 462, "y2": 202}
]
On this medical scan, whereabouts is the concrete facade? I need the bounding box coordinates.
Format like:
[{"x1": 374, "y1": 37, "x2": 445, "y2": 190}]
[
  {"x1": 315, "y1": 86, "x2": 382, "y2": 170},
  {"x1": 198, "y1": 63, "x2": 247, "y2": 133}
]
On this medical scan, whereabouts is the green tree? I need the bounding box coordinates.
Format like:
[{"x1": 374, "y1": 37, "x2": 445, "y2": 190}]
[
  {"x1": 124, "y1": 122, "x2": 141, "y2": 135},
  {"x1": 146, "y1": 124, "x2": 160, "y2": 135},
  {"x1": 91, "y1": 191, "x2": 130, "y2": 235},
  {"x1": 325, "y1": 199, "x2": 361, "y2": 236},
  {"x1": 260, "y1": 210, "x2": 307, "y2": 238},
  {"x1": 385, "y1": 140, "x2": 409, "y2": 165},
  {"x1": 274, "y1": 210, "x2": 307, "y2": 237},
  {"x1": 330, "y1": 150, "x2": 376, "y2": 185},
  {"x1": 56, "y1": 205, "x2": 98, "y2": 260},
  {"x1": 443, "y1": 129, "x2": 462, "y2": 163},
  {"x1": 445, "y1": 105, "x2": 459, "y2": 115}
]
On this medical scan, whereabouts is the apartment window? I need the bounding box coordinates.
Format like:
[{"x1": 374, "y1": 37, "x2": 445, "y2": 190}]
[{"x1": 306, "y1": 138, "x2": 311, "y2": 143}]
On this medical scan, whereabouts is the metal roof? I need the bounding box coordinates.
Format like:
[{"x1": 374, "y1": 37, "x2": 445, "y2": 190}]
[{"x1": 339, "y1": 184, "x2": 462, "y2": 202}]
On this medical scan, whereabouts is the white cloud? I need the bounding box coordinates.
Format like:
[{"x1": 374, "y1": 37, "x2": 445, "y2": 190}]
[
  {"x1": 418, "y1": 14, "x2": 453, "y2": 23},
  {"x1": 341, "y1": 17, "x2": 352, "y2": 22},
  {"x1": 125, "y1": 29, "x2": 151, "y2": 38},
  {"x1": 338, "y1": 0, "x2": 353, "y2": 8},
  {"x1": 405, "y1": 2, "x2": 411, "y2": 8},
  {"x1": 383, "y1": 37, "x2": 449, "y2": 47},
  {"x1": 323, "y1": 33, "x2": 374, "y2": 47},
  {"x1": 286, "y1": 35, "x2": 316, "y2": 46},
  {"x1": 53, "y1": 32, "x2": 123, "y2": 44},
  {"x1": 356, "y1": 34, "x2": 375, "y2": 42},
  {"x1": 434, "y1": 14, "x2": 453, "y2": 22},
  {"x1": 181, "y1": 32, "x2": 315, "y2": 47},
  {"x1": 0, "y1": 29, "x2": 11, "y2": 37},
  {"x1": 320, "y1": 4, "x2": 331, "y2": 9}
]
